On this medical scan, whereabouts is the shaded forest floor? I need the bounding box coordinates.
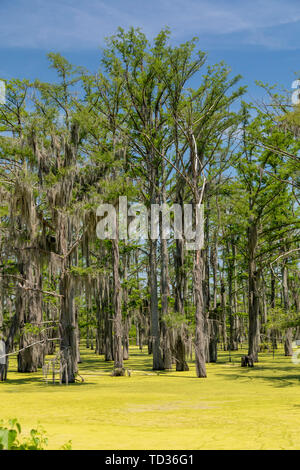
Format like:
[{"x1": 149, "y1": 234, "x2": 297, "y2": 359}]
[{"x1": 1, "y1": 344, "x2": 300, "y2": 449}]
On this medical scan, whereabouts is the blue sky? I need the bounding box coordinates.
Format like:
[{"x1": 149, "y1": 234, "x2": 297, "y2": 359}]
[{"x1": 0, "y1": 0, "x2": 299, "y2": 100}]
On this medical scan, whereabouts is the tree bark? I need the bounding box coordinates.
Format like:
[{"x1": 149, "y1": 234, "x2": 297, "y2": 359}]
[
  {"x1": 18, "y1": 252, "x2": 44, "y2": 372},
  {"x1": 112, "y1": 233, "x2": 123, "y2": 372},
  {"x1": 173, "y1": 188, "x2": 189, "y2": 371},
  {"x1": 194, "y1": 249, "x2": 207, "y2": 377},
  {"x1": 149, "y1": 237, "x2": 164, "y2": 370},
  {"x1": 282, "y1": 263, "x2": 293, "y2": 356},
  {"x1": 247, "y1": 219, "x2": 260, "y2": 362}
]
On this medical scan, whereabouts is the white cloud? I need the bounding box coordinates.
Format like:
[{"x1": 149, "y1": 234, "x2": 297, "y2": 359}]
[{"x1": 0, "y1": 0, "x2": 299, "y2": 50}]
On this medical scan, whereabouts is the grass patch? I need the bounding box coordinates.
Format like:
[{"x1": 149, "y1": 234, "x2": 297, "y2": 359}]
[{"x1": 1, "y1": 345, "x2": 300, "y2": 449}]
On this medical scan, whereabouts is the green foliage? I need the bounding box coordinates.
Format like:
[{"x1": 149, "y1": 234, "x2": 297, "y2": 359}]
[
  {"x1": 266, "y1": 307, "x2": 298, "y2": 331},
  {"x1": 0, "y1": 27, "x2": 299, "y2": 386},
  {"x1": 0, "y1": 419, "x2": 48, "y2": 450},
  {"x1": 0, "y1": 419, "x2": 72, "y2": 450}
]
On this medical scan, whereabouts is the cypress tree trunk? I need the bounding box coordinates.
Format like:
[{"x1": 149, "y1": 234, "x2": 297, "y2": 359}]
[
  {"x1": 160, "y1": 183, "x2": 172, "y2": 370},
  {"x1": 191, "y1": 140, "x2": 206, "y2": 378},
  {"x1": 220, "y1": 278, "x2": 227, "y2": 350},
  {"x1": 122, "y1": 316, "x2": 130, "y2": 361},
  {"x1": 95, "y1": 281, "x2": 105, "y2": 355},
  {"x1": 59, "y1": 271, "x2": 78, "y2": 383},
  {"x1": 282, "y1": 263, "x2": 293, "y2": 356},
  {"x1": 18, "y1": 250, "x2": 44, "y2": 372},
  {"x1": 122, "y1": 251, "x2": 130, "y2": 361},
  {"x1": 227, "y1": 238, "x2": 238, "y2": 353},
  {"x1": 104, "y1": 311, "x2": 113, "y2": 361},
  {"x1": 104, "y1": 279, "x2": 113, "y2": 361},
  {"x1": 4, "y1": 283, "x2": 25, "y2": 380},
  {"x1": 112, "y1": 231, "x2": 124, "y2": 373},
  {"x1": 194, "y1": 248, "x2": 207, "y2": 377},
  {"x1": 208, "y1": 309, "x2": 219, "y2": 363},
  {"x1": 59, "y1": 212, "x2": 78, "y2": 383},
  {"x1": 149, "y1": 237, "x2": 164, "y2": 370},
  {"x1": 209, "y1": 230, "x2": 218, "y2": 362},
  {"x1": 270, "y1": 270, "x2": 277, "y2": 350},
  {"x1": 174, "y1": 187, "x2": 189, "y2": 371},
  {"x1": 44, "y1": 302, "x2": 56, "y2": 356},
  {"x1": 284, "y1": 328, "x2": 293, "y2": 356},
  {"x1": 248, "y1": 219, "x2": 260, "y2": 362},
  {"x1": 203, "y1": 202, "x2": 210, "y2": 362},
  {"x1": 149, "y1": 167, "x2": 164, "y2": 370}
]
